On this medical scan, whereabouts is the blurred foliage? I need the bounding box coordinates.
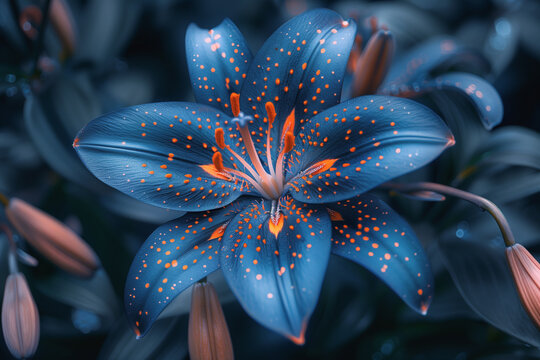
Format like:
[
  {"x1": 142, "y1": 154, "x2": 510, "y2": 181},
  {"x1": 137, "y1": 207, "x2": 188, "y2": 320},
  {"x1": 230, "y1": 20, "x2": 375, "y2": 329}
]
[{"x1": 0, "y1": 0, "x2": 539, "y2": 359}]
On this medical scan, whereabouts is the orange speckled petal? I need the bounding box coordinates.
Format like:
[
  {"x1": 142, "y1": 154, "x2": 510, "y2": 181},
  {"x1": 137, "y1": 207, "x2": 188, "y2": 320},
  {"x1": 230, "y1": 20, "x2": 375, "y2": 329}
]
[
  {"x1": 239, "y1": 9, "x2": 357, "y2": 159},
  {"x1": 125, "y1": 198, "x2": 252, "y2": 337},
  {"x1": 285, "y1": 95, "x2": 453, "y2": 203},
  {"x1": 328, "y1": 194, "x2": 433, "y2": 314},
  {"x1": 220, "y1": 196, "x2": 331, "y2": 343},
  {"x1": 75, "y1": 102, "x2": 261, "y2": 212},
  {"x1": 186, "y1": 18, "x2": 252, "y2": 116}
]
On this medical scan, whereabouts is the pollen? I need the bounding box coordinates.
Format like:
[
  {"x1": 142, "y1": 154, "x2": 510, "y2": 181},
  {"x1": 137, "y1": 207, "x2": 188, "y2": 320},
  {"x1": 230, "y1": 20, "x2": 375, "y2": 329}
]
[
  {"x1": 212, "y1": 152, "x2": 225, "y2": 173},
  {"x1": 230, "y1": 92, "x2": 240, "y2": 117},
  {"x1": 265, "y1": 102, "x2": 276, "y2": 125},
  {"x1": 283, "y1": 132, "x2": 295, "y2": 153},
  {"x1": 215, "y1": 128, "x2": 226, "y2": 149}
]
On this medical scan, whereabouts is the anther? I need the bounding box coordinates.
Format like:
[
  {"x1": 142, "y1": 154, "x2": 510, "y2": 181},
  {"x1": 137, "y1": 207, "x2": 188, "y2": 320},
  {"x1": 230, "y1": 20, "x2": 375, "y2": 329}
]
[
  {"x1": 230, "y1": 92, "x2": 240, "y2": 117},
  {"x1": 283, "y1": 132, "x2": 295, "y2": 153},
  {"x1": 265, "y1": 102, "x2": 276, "y2": 125},
  {"x1": 212, "y1": 152, "x2": 226, "y2": 173},
  {"x1": 215, "y1": 128, "x2": 225, "y2": 149}
]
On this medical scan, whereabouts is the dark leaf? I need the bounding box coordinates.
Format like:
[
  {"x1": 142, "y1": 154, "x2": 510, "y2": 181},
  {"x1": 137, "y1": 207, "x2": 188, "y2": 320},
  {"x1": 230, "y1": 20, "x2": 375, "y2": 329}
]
[{"x1": 439, "y1": 236, "x2": 540, "y2": 346}]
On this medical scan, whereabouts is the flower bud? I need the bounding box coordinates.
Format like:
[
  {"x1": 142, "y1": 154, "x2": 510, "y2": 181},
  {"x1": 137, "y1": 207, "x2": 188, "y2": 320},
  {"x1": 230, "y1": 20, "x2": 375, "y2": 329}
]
[
  {"x1": 506, "y1": 243, "x2": 540, "y2": 327},
  {"x1": 351, "y1": 30, "x2": 395, "y2": 97},
  {"x1": 5, "y1": 198, "x2": 99, "y2": 278},
  {"x1": 188, "y1": 282, "x2": 234, "y2": 360},
  {"x1": 2, "y1": 273, "x2": 40, "y2": 359}
]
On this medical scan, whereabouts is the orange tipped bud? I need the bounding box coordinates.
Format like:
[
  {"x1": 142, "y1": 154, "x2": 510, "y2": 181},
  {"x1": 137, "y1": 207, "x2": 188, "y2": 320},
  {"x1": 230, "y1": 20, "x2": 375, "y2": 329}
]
[
  {"x1": 212, "y1": 152, "x2": 225, "y2": 173},
  {"x1": 352, "y1": 30, "x2": 395, "y2": 97},
  {"x1": 230, "y1": 92, "x2": 240, "y2": 118},
  {"x1": 2, "y1": 273, "x2": 40, "y2": 359},
  {"x1": 283, "y1": 131, "x2": 295, "y2": 153},
  {"x1": 506, "y1": 244, "x2": 540, "y2": 327},
  {"x1": 188, "y1": 282, "x2": 234, "y2": 360},
  {"x1": 5, "y1": 198, "x2": 99, "y2": 278},
  {"x1": 265, "y1": 102, "x2": 276, "y2": 125},
  {"x1": 215, "y1": 128, "x2": 226, "y2": 149}
]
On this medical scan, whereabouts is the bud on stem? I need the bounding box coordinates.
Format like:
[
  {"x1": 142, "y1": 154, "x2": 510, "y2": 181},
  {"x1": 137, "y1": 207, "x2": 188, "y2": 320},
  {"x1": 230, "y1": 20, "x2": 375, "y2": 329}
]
[
  {"x1": 351, "y1": 30, "x2": 395, "y2": 97},
  {"x1": 5, "y1": 198, "x2": 99, "y2": 278},
  {"x1": 506, "y1": 244, "x2": 540, "y2": 329},
  {"x1": 188, "y1": 282, "x2": 234, "y2": 360},
  {"x1": 2, "y1": 273, "x2": 40, "y2": 359}
]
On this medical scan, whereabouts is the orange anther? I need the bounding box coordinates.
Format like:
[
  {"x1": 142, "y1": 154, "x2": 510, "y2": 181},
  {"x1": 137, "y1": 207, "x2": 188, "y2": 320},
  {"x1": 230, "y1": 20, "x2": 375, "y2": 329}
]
[
  {"x1": 230, "y1": 92, "x2": 240, "y2": 117},
  {"x1": 215, "y1": 128, "x2": 225, "y2": 149},
  {"x1": 265, "y1": 102, "x2": 276, "y2": 125},
  {"x1": 212, "y1": 152, "x2": 225, "y2": 173},
  {"x1": 283, "y1": 131, "x2": 295, "y2": 153}
]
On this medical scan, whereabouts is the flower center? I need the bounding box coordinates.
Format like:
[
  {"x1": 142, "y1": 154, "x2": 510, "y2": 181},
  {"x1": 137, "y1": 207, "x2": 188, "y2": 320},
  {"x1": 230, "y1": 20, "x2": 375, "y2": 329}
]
[{"x1": 205, "y1": 93, "x2": 295, "y2": 201}]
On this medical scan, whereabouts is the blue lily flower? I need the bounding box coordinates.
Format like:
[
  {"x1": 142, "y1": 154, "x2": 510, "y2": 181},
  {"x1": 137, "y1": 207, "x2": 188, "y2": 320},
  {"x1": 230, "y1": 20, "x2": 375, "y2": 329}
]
[
  {"x1": 346, "y1": 21, "x2": 503, "y2": 130},
  {"x1": 73, "y1": 9, "x2": 454, "y2": 343}
]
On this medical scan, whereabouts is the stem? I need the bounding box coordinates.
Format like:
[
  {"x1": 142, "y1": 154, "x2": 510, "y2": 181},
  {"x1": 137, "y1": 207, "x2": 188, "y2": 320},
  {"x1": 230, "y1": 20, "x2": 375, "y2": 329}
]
[
  {"x1": 0, "y1": 224, "x2": 18, "y2": 273},
  {"x1": 382, "y1": 182, "x2": 516, "y2": 247}
]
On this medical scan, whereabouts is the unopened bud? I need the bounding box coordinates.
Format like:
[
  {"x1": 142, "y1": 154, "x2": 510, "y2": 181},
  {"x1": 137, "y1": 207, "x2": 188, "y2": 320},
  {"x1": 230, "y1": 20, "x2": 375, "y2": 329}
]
[
  {"x1": 506, "y1": 244, "x2": 540, "y2": 327},
  {"x1": 351, "y1": 30, "x2": 395, "y2": 97},
  {"x1": 2, "y1": 273, "x2": 40, "y2": 359},
  {"x1": 5, "y1": 198, "x2": 99, "y2": 278},
  {"x1": 188, "y1": 282, "x2": 234, "y2": 360}
]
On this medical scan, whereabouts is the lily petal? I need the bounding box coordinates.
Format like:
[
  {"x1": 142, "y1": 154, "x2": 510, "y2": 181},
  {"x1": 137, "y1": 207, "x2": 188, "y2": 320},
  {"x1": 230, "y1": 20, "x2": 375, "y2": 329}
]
[
  {"x1": 286, "y1": 95, "x2": 453, "y2": 203},
  {"x1": 417, "y1": 72, "x2": 503, "y2": 130},
  {"x1": 239, "y1": 9, "x2": 356, "y2": 158},
  {"x1": 75, "y1": 102, "x2": 259, "y2": 212},
  {"x1": 186, "y1": 19, "x2": 252, "y2": 116},
  {"x1": 379, "y1": 38, "x2": 501, "y2": 129},
  {"x1": 328, "y1": 194, "x2": 433, "y2": 314},
  {"x1": 125, "y1": 198, "x2": 252, "y2": 337},
  {"x1": 381, "y1": 37, "x2": 489, "y2": 93},
  {"x1": 220, "y1": 196, "x2": 331, "y2": 343}
]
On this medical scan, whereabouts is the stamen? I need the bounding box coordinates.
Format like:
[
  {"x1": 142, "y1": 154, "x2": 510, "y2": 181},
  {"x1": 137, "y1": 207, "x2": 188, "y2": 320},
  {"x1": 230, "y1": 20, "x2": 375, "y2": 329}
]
[
  {"x1": 265, "y1": 102, "x2": 276, "y2": 177},
  {"x1": 235, "y1": 119, "x2": 279, "y2": 199},
  {"x1": 265, "y1": 102, "x2": 276, "y2": 125},
  {"x1": 283, "y1": 132, "x2": 295, "y2": 153},
  {"x1": 212, "y1": 152, "x2": 225, "y2": 173},
  {"x1": 230, "y1": 92, "x2": 240, "y2": 117},
  {"x1": 275, "y1": 109, "x2": 296, "y2": 191},
  {"x1": 215, "y1": 128, "x2": 225, "y2": 149}
]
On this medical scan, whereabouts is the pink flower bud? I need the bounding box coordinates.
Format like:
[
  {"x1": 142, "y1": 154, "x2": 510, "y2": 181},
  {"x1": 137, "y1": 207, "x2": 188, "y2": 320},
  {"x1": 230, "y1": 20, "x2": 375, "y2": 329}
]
[
  {"x1": 506, "y1": 243, "x2": 540, "y2": 327},
  {"x1": 188, "y1": 282, "x2": 234, "y2": 360},
  {"x1": 2, "y1": 273, "x2": 40, "y2": 359},
  {"x1": 5, "y1": 198, "x2": 99, "y2": 278}
]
